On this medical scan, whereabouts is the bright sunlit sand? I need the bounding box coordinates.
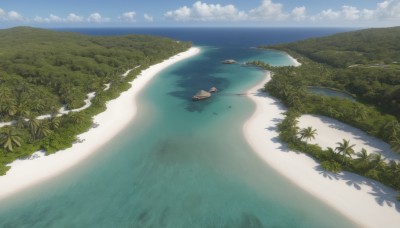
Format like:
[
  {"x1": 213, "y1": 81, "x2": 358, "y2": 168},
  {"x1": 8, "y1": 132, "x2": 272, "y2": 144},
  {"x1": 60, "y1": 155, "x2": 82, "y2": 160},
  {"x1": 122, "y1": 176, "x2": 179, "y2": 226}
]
[
  {"x1": 0, "y1": 47, "x2": 200, "y2": 201},
  {"x1": 243, "y1": 69, "x2": 400, "y2": 228}
]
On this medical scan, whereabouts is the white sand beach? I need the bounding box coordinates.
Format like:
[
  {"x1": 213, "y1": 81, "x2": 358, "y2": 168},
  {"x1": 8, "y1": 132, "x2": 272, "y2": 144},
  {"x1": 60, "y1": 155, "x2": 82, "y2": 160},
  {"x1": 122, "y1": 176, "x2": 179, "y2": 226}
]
[
  {"x1": 298, "y1": 114, "x2": 400, "y2": 162},
  {"x1": 0, "y1": 47, "x2": 200, "y2": 201},
  {"x1": 243, "y1": 71, "x2": 400, "y2": 227},
  {"x1": 287, "y1": 55, "x2": 302, "y2": 67}
]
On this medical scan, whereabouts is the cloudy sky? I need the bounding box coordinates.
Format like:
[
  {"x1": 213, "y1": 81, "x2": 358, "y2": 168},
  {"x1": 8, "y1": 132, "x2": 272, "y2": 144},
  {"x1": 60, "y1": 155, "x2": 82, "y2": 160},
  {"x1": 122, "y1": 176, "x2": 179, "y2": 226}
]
[{"x1": 0, "y1": 0, "x2": 399, "y2": 27}]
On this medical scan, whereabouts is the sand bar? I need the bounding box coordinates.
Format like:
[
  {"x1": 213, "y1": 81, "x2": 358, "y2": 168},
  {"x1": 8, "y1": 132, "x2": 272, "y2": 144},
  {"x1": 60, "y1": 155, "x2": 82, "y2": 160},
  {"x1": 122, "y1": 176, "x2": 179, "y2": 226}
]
[
  {"x1": 0, "y1": 47, "x2": 200, "y2": 201},
  {"x1": 243, "y1": 70, "x2": 400, "y2": 227}
]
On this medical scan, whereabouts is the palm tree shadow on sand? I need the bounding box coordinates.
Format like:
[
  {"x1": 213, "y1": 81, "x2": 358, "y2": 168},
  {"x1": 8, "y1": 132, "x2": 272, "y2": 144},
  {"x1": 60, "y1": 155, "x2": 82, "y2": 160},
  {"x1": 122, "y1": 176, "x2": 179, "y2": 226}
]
[
  {"x1": 315, "y1": 166, "x2": 340, "y2": 180},
  {"x1": 340, "y1": 172, "x2": 369, "y2": 191},
  {"x1": 315, "y1": 166, "x2": 400, "y2": 212},
  {"x1": 369, "y1": 182, "x2": 400, "y2": 212}
]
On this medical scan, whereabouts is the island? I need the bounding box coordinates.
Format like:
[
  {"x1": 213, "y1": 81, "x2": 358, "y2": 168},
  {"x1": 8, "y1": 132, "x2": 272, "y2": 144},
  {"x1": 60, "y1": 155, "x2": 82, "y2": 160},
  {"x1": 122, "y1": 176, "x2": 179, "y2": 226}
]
[
  {"x1": 0, "y1": 27, "x2": 192, "y2": 175},
  {"x1": 248, "y1": 26, "x2": 400, "y2": 199}
]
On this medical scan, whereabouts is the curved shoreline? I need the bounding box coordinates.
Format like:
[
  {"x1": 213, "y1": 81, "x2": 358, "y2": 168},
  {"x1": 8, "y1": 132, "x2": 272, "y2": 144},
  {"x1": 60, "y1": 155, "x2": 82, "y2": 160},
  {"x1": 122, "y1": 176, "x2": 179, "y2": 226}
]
[
  {"x1": 298, "y1": 114, "x2": 400, "y2": 162},
  {"x1": 0, "y1": 47, "x2": 200, "y2": 201},
  {"x1": 243, "y1": 71, "x2": 400, "y2": 227}
]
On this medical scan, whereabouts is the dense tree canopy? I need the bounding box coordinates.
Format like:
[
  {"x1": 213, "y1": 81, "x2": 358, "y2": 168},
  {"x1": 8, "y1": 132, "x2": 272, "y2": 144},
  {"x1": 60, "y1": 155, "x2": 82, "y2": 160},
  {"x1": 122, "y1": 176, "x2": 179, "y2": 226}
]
[
  {"x1": 254, "y1": 26, "x2": 400, "y2": 198},
  {"x1": 261, "y1": 26, "x2": 400, "y2": 119},
  {"x1": 0, "y1": 27, "x2": 191, "y2": 174}
]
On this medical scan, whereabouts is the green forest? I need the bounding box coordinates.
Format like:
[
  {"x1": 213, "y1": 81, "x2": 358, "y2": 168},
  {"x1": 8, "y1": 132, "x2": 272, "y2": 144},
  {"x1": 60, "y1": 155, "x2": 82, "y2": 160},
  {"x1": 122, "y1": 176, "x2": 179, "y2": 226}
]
[
  {"x1": 0, "y1": 27, "x2": 191, "y2": 174},
  {"x1": 261, "y1": 26, "x2": 400, "y2": 119},
  {"x1": 253, "y1": 26, "x2": 400, "y2": 197}
]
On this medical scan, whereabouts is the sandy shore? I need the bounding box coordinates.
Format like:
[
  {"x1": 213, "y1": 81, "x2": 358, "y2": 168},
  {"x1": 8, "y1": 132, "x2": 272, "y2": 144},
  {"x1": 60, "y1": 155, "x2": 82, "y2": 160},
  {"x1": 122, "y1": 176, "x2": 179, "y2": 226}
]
[
  {"x1": 243, "y1": 71, "x2": 400, "y2": 227},
  {"x1": 298, "y1": 114, "x2": 400, "y2": 162},
  {"x1": 287, "y1": 55, "x2": 302, "y2": 67},
  {"x1": 0, "y1": 47, "x2": 200, "y2": 201}
]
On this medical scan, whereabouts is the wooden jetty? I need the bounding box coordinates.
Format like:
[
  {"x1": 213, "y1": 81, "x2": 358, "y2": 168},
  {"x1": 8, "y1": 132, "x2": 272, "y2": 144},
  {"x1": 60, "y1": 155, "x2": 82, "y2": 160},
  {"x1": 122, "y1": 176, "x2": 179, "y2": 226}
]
[{"x1": 221, "y1": 59, "x2": 236, "y2": 64}]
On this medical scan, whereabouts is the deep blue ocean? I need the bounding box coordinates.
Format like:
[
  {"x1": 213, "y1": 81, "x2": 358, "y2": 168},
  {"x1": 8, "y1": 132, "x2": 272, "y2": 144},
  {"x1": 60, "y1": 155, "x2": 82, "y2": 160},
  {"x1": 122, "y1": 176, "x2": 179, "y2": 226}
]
[
  {"x1": 58, "y1": 27, "x2": 356, "y2": 47},
  {"x1": 0, "y1": 28, "x2": 359, "y2": 227}
]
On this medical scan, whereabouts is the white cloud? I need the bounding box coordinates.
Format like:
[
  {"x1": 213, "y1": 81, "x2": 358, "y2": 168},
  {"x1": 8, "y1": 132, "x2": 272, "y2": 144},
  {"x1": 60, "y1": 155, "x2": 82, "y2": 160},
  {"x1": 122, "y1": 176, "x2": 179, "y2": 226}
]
[
  {"x1": 0, "y1": 8, "x2": 25, "y2": 21},
  {"x1": 375, "y1": 0, "x2": 400, "y2": 19},
  {"x1": 342, "y1": 6, "x2": 360, "y2": 20},
  {"x1": 165, "y1": 1, "x2": 247, "y2": 21},
  {"x1": 6, "y1": 0, "x2": 400, "y2": 26},
  {"x1": 316, "y1": 9, "x2": 341, "y2": 20},
  {"x1": 163, "y1": 0, "x2": 400, "y2": 25},
  {"x1": 7, "y1": 11, "x2": 24, "y2": 21},
  {"x1": 33, "y1": 12, "x2": 111, "y2": 24},
  {"x1": 33, "y1": 16, "x2": 46, "y2": 23},
  {"x1": 66, "y1": 13, "x2": 83, "y2": 22},
  {"x1": 144, "y1": 14, "x2": 154, "y2": 22},
  {"x1": 34, "y1": 14, "x2": 63, "y2": 23},
  {"x1": 248, "y1": 0, "x2": 287, "y2": 20},
  {"x1": 362, "y1": 9, "x2": 375, "y2": 20},
  {"x1": 88, "y1": 13, "x2": 110, "y2": 23},
  {"x1": 49, "y1": 14, "x2": 63, "y2": 22},
  {"x1": 119, "y1": 11, "x2": 136, "y2": 22},
  {"x1": 311, "y1": 0, "x2": 400, "y2": 23},
  {"x1": 165, "y1": 6, "x2": 191, "y2": 21},
  {"x1": 291, "y1": 6, "x2": 306, "y2": 21}
]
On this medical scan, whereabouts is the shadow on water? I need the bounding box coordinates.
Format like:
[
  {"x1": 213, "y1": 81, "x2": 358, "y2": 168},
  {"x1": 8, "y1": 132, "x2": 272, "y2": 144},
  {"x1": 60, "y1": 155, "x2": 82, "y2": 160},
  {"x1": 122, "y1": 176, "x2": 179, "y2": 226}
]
[{"x1": 166, "y1": 50, "x2": 232, "y2": 112}]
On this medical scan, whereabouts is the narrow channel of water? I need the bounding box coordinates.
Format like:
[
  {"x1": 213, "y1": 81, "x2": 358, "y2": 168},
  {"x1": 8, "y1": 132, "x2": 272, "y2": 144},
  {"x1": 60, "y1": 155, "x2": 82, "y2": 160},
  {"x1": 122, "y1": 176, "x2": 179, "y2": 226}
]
[
  {"x1": 0, "y1": 46, "x2": 355, "y2": 227},
  {"x1": 309, "y1": 87, "x2": 356, "y2": 101}
]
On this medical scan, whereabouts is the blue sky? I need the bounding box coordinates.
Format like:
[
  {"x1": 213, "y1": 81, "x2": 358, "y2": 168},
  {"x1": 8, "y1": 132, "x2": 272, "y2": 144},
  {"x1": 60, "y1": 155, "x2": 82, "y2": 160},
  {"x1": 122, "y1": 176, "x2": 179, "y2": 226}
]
[{"x1": 0, "y1": 0, "x2": 399, "y2": 27}]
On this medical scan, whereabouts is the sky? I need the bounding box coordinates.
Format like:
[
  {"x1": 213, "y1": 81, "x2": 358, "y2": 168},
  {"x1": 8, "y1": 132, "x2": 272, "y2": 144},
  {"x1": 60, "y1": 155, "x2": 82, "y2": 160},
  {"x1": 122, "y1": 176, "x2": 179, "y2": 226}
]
[{"x1": 0, "y1": 0, "x2": 399, "y2": 28}]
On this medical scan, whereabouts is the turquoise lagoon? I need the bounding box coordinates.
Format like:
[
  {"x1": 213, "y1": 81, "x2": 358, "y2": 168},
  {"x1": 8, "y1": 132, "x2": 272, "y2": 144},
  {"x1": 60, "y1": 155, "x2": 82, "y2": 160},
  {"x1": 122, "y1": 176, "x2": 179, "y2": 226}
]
[{"x1": 0, "y1": 47, "x2": 356, "y2": 227}]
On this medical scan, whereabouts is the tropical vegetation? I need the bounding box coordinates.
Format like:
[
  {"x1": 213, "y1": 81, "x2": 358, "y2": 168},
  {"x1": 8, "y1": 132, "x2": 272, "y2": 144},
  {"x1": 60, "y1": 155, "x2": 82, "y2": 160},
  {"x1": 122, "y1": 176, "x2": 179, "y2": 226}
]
[
  {"x1": 252, "y1": 26, "x2": 400, "y2": 198},
  {"x1": 0, "y1": 27, "x2": 191, "y2": 174}
]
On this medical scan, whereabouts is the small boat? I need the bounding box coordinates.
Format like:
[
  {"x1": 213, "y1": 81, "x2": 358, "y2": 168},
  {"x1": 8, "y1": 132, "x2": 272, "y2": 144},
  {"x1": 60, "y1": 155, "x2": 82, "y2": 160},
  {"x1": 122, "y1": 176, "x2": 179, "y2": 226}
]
[
  {"x1": 209, "y1": 87, "x2": 218, "y2": 93},
  {"x1": 221, "y1": 59, "x2": 236, "y2": 64},
  {"x1": 192, "y1": 90, "x2": 211, "y2": 101}
]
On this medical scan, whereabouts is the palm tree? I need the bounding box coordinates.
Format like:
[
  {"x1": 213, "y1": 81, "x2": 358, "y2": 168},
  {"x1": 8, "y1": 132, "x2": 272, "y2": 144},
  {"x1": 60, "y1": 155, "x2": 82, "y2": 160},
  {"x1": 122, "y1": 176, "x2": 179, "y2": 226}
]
[
  {"x1": 335, "y1": 139, "x2": 356, "y2": 163},
  {"x1": 25, "y1": 113, "x2": 40, "y2": 137},
  {"x1": 352, "y1": 104, "x2": 367, "y2": 121},
  {"x1": 382, "y1": 120, "x2": 400, "y2": 140},
  {"x1": 0, "y1": 88, "x2": 12, "y2": 101},
  {"x1": 68, "y1": 112, "x2": 85, "y2": 125},
  {"x1": 327, "y1": 107, "x2": 342, "y2": 118},
  {"x1": 371, "y1": 153, "x2": 386, "y2": 171},
  {"x1": 35, "y1": 121, "x2": 51, "y2": 139},
  {"x1": 287, "y1": 93, "x2": 302, "y2": 110},
  {"x1": 326, "y1": 147, "x2": 339, "y2": 160},
  {"x1": 280, "y1": 112, "x2": 299, "y2": 130},
  {"x1": 0, "y1": 101, "x2": 17, "y2": 117},
  {"x1": 390, "y1": 135, "x2": 400, "y2": 153},
  {"x1": 355, "y1": 148, "x2": 372, "y2": 165},
  {"x1": 30, "y1": 99, "x2": 46, "y2": 113},
  {"x1": 48, "y1": 116, "x2": 60, "y2": 130},
  {"x1": 299, "y1": 127, "x2": 317, "y2": 142},
  {"x1": 355, "y1": 148, "x2": 372, "y2": 171},
  {"x1": 0, "y1": 128, "x2": 22, "y2": 152},
  {"x1": 388, "y1": 160, "x2": 400, "y2": 174},
  {"x1": 14, "y1": 116, "x2": 26, "y2": 129}
]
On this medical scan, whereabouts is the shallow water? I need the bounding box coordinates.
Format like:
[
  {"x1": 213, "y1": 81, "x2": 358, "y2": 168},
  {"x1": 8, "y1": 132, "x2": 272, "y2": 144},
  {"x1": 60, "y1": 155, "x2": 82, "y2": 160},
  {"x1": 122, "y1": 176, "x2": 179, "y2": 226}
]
[
  {"x1": 309, "y1": 87, "x2": 356, "y2": 101},
  {"x1": 0, "y1": 46, "x2": 356, "y2": 227}
]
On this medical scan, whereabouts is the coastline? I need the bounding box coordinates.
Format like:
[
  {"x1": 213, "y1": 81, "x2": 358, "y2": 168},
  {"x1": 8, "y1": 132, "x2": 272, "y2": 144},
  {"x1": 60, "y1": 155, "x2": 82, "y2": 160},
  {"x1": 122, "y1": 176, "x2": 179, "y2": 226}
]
[
  {"x1": 243, "y1": 70, "x2": 400, "y2": 227},
  {"x1": 0, "y1": 47, "x2": 200, "y2": 201},
  {"x1": 287, "y1": 54, "x2": 301, "y2": 67}
]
